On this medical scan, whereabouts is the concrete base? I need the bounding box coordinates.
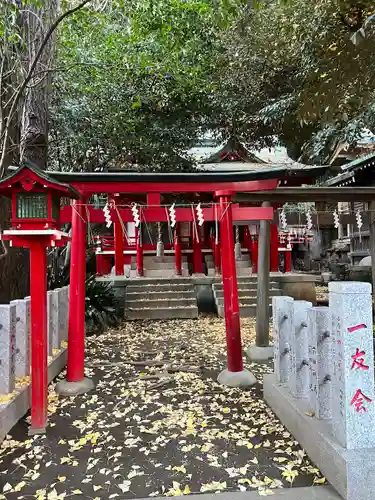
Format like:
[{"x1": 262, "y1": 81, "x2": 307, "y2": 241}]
[
  {"x1": 0, "y1": 349, "x2": 67, "y2": 442},
  {"x1": 137, "y1": 486, "x2": 340, "y2": 500},
  {"x1": 246, "y1": 344, "x2": 274, "y2": 362},
  {"x1": 28, "y1": 426, "x2": 47, "y2": 436},
  {"x1": 217, "y1": 368, "x2": 257, "y2": 387},
  {"x1": 264, "y1": 373, "x2": 375, "y2": 500},
  {"x1": 55, "y1": 377, "x2": 95, "y2": 396}
]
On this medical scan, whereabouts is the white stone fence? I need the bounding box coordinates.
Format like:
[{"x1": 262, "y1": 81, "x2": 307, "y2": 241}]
[
  {"x1": 273, "y1": 282, "x2": 374, "y2": 450},
  {"x1": 0, "y1": 286, "x2": 69, "y2": 441}
]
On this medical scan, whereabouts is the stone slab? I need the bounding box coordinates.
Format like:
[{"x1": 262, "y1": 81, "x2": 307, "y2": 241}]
[
  {"x1": 136, "y1": 487, "x2": 340, "y2": 500},
  {"x1": 329, "y1": 281, "x2": 375, "y2": 450},
  {"x1": 308, "y1": 306, "x2": 332, "y2": 420},
  {"x1": 126, "y1": 298, "x2": 197, "y2": 309},
  {"x1": 126, "y1": 284, "x2": 194, "y2": 293},
  {"x1": 290, "y1": 300, "x2": 312, "y2": 399},
  {"x1": 273, "y1": 296, "x2": 294, "y2": 384},
  {"x1": 125, "y1": 307, "x2": 198, "y2": 320},
  {"x1": 125, "y1": 291, "x2": 196, "y2": 301},
  {"x1": 51, "y1": 289, "x2": 61, "y2": 350},
  {"x1": 47, "y1": 291, "x2": 54, "y2": 356},
  {"x1": 0, "y1": 304, "x2": 16, "y2": 394},
  {"x1": 264, "y1": 373, "x2": 375, "y2": 500},
  {"x1": 0, "y1": 348, "x2": 67, "y2": 442},
  {"x1": 10, "y1": 299, "x2": 30, "y2": 378}
]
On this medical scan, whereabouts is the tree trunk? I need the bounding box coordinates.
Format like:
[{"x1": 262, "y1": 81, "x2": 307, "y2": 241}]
[{"x1": 20, "y1": 1, "x2": 58, "y2": 167}]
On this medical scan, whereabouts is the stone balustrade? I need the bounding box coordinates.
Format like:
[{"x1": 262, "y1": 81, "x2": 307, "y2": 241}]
[
  {"x1": 0, "y1": 286, "x2": 69, "y2": 442},
  {"x1": 267, "y1": 282, "x2": 375, "y2": 500}
]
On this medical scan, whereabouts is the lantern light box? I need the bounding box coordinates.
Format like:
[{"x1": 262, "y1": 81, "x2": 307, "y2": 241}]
[{"x1": 0, "y1": 161, "x2": 79, "y2": 233}]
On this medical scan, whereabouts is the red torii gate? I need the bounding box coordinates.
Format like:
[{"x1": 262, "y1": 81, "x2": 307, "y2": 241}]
[
  {"x1": 56, "y1": 174, "x2": 281, "y2": 393},
  {"x1": 60, "y1": 191, "x2": 274, "y2": 391},
  {"x1": 0, "y1": 163, "x2": 326, "y2": 432}
]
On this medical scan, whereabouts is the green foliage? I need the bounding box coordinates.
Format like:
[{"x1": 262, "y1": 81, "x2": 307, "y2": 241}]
[
  {"x1": 48, "y1": 246, "x2": 121, "y2": 334},
  {"x1": 85, "y1": 275, "x2": 121, "y2": 335},
  {"x1": 216, "y1": 0, "x2": 375, "y2": 162},
  {"x1": 50, "y1": 0, "x2": 246, "y2": 171}
]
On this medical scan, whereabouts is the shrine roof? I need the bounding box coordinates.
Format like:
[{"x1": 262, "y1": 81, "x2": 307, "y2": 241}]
[
  {"x1": 326, "y1": 152, "x2": 375, "y2": 186},
  {"x1": 19, "y1": 163, "x2": 327, "y2": 183},
  {"x1": 2, "y1": 161, "x2": 81, "y2": 198}
]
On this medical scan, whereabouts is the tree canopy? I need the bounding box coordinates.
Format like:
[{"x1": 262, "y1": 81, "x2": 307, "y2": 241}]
[{"x1": 3, "y1": 0, "x2": 375, "y2": 172}]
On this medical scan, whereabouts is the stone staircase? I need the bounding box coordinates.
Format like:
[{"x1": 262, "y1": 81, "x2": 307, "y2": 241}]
[
  {"x1": 130, "y1": 255, "x2": 189, "y2": 278},
  {"x1": 205, "y1": 254, "x2": 252, "y2": 277},
  {"x1": 213, "y1": 277, "x2": 282, "y2": 317},
  {"x1": 124, "y1": 279, "x2": 198, "y2": 320}
]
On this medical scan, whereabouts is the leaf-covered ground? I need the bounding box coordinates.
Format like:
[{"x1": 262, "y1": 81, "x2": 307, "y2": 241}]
[{"x1": 0, "y1": 317, "x2": 325, "y2": 499}]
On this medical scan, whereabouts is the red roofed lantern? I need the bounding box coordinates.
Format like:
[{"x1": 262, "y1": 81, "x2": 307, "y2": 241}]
[{"x1": 0, "y1": 161, "x2": 80, "y2": 435}]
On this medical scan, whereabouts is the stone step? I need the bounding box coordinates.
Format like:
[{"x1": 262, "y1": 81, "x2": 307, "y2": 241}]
[
  {"x1": 126, "y1": 283, "x2": 194, "y2": 293},
  {"x1": 205, "y1": 254, "x2": 250, "y2": 262},
  {"x1": 217, "y1": 304, "x2": 272, "y2": 318},
  {"x1": 214, "y1": 288, "x2": 282, "y2": 299},
  {"x1": 213, "y1": 281, "x2": 280, "y2": 291},
  {"x1": 126, "y1": 291, "x2": 196, "y2": 301},
  {"x1": 208, "y1": 269, "x2": 253, "y2": 277},
  {"x1": 206, "y1": 259, "x2": 250, "y2": 267},
  {"x1": 125, "y1": 306, "x2": 198, "y2": 320},
  {"x1": 126, "y1": 298, "x2": 197, "y2": 309},
  {"x1": 129, "y1": 269, "x2": 190, "y2": 278},
  {"x1": 143, "y1": 261, "x2": 189, "y2": 270}
]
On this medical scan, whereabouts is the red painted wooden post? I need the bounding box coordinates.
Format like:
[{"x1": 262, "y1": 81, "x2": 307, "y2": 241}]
[
  {"x1": 192, "y1": 224, "x2": 203, "y2": 274},
  {"x1": 216, "y1": 191, "x2": 243, "y2": 373},
  {"x1": 252, "y1": 237, "x2": 258, "y2": 273},
  {"x1": 96, "y1": 253, "x2": 104, "y2": 276},
  {"x1": 102, "y1": 255, "x2": 112, "y2": 275},
  {"x1": 29, "y1": 241, "x2": 48, "y2": 433},
  {"x1": 203, "y1": 223, "x2": 210, "y2": 248},
  {"x1": 136, "y1": 228, "x2": 143, "y2": 276},
  {"x1": 67, "y1": 199, "x2": 86, "y2": 383},
  {"x1": 214, "y1": 240, "x2": 221, "y2": 275},
  {"x1": 270, "y1": 224, "x2": 279, "y2": 272},
  {"x1": 285, "y1": 249, "x2": 292, "y2": 273},
  {"x1": 114, "y1": 222, "x2": 124, "y2": 275},
  {"x1": 174, "y1": 228, "x2": 182, "y2": 276},
  {"x1": 244, "y1": 226, "x2": 252, "y2": 266}
]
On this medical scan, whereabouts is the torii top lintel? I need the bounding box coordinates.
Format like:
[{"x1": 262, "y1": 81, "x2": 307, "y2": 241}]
[{"x1": 4, "y1": 164, "x2": 327, "y2": 196}]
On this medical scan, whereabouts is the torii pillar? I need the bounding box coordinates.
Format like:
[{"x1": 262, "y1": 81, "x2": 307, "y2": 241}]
[
  {"x1": 215, "y1": 191, "x2": 256, "y2": 387},
  {"x1": 247, "y1": 201, "x2": 274, "y2": 362},
  {"x1": 56, "y1": 199, "x2": 94, "y2": 396}
]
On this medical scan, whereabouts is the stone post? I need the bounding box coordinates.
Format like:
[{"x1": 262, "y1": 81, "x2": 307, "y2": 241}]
[
  {"x1": 156, "y1": 222, "x2": 164, "y2": 257},
  {"x1": 329, "y1": 281, "x2": 375, "y2": 449},
  {"x1": 58, "y1": 288, "x2": 65, "y2": 344},
  {"x1": 10, "y1": 298, "x2": 30, "y2": 377},
  {"x1": 289, "y1": 300, "x2": 312, "y2": 399},
  {"x1": 308, "y1": 306, "x2": 332, "y2": 419},
  {"x1": 51, "y1": 289, "x2": 61, "y2": 350},
  {"x1": 47, "y1": 291, "x2": 54, "y2": 357},
  {"x1": 273, "y1": 296, "x2": 294, "y2": 384},
  {"x1": 255, "y1": 202, "x2": 271, "y2": 347},
  {"x1": 0, "y1": 304, "x2": 17, "y2": 394}
]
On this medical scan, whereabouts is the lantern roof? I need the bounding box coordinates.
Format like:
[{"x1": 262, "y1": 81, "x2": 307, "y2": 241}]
[{"x1": 0, "y1": 160, "x2": 80, "y2": 198}]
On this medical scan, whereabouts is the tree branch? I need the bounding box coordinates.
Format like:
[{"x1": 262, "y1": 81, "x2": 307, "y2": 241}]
[{"x1": 0, "y1": 0, "x2": 92, "y2": 177}]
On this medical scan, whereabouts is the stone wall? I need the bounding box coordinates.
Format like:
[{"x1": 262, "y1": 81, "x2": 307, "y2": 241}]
[{"x1": 0, "y1": 286, "x2": 69, "y2": 441}]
